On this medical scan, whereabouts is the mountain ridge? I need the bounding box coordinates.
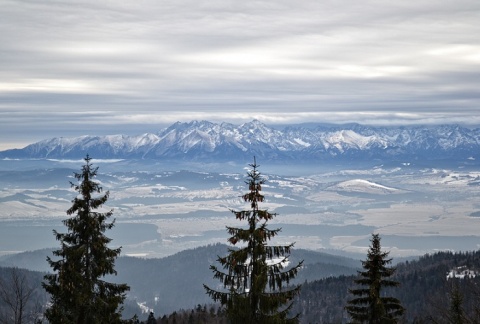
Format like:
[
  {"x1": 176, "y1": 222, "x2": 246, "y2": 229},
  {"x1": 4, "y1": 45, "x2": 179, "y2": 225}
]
[{"x1": 1, "y1": 120, "x2": 479, "y2": 163}]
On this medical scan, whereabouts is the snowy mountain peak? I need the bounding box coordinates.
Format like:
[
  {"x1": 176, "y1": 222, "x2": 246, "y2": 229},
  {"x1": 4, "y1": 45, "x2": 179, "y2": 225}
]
[{"x1": 1, "y1": 121, "x2": 480, "y2": 163}]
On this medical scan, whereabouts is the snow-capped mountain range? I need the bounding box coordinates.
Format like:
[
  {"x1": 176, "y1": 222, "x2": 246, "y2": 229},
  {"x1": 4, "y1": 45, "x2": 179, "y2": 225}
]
[{"x1": 1, "y1": 120, "x2": 479, "y2": 163}]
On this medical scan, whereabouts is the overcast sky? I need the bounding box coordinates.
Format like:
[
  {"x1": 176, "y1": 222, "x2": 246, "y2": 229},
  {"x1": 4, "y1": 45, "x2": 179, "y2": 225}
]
[{"x1": 1, "y1": 0, "x2": 479, "y2": 150}]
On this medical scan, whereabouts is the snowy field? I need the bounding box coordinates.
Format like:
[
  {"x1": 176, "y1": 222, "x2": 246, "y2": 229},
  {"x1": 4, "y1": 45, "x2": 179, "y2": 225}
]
[{"x1": 1, "y1": 159, "x2": 480, "y2": 258}]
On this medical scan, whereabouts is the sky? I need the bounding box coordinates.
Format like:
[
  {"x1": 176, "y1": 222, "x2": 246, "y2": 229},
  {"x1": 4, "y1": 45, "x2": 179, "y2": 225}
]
[{"x1": 1, "y1": 0, "x2": 479, "y2": 150}]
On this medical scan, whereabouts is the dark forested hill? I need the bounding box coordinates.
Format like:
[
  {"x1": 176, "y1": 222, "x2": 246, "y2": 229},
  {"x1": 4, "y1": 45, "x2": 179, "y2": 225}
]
[
  {"x1": 292, "y1": 250, "x2": 480, "y2": 323},
  {"x1": 111, "y1": 244, "x2": 361, "y2": 315},
  {"x1": 0, "y1": 244, "x2": 360, "y2": 316},
  {"x1": 3, "y1": 249, "x2": 480, "y2": 322}
]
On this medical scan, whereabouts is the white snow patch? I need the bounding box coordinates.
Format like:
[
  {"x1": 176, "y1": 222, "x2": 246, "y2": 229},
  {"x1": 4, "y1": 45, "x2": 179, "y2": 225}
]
[
  {"x1": 327, "y1": 179, "x2": 401, "y2": 194},
  {"x1": 293, "y1": 138, "x2": 311, "y2": 147},
  {"x1": 447, "y1": 266, "x2": 478, "y2": 279},
  {"x1": 137, "y1": 301, "x2": 153, "y2": 314}
]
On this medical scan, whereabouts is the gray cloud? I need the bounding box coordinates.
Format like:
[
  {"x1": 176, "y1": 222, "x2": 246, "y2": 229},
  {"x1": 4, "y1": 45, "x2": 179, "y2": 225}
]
[{"x1": 1, "y1": 0, "x2": 479, "y2": 149}]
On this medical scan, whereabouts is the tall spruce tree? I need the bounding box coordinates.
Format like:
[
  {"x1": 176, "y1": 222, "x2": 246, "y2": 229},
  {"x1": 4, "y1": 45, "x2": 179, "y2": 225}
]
[
  {"x1": 204, "y1": 158, "x2": 303, "y2": 324},
  {"x1": 345, "y1": 233, "x2": 405, "y2": 324},
  {"x1": 447, "y1": 282, "x2": 467, "y2": 324},
  {"x1": 43, "y1": 155, "x2": 129, "y2": 324}
]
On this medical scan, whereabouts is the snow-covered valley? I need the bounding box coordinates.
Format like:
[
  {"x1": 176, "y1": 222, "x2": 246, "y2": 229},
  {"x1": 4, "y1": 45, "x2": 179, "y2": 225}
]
[{"x1": 1, "y1": 158, "x2": 479, "y2": 258}]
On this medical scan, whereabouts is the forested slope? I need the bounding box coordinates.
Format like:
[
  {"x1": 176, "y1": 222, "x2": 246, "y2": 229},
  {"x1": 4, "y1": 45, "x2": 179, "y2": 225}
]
[
  {"x1": 292, "y1": 251, "x2": 480, "y2": 323},
  {"x1": 0, "y1": 244, "x2": 360, "y2": 316},
  {"x1": 3, "y1": 248, "x2": 480, "y2": 322}
]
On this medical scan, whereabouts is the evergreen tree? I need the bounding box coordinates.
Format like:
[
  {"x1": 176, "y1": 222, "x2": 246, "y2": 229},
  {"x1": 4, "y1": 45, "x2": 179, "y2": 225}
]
[
  {"x1": 345, "y1": 233, "x2": 405, "y2": 324},
  {"x1": 447, "y1": 282, "x2": 467, "y2": 324},
  {"x1": 204, "y1": 158, "x2": 303, "y2": 324},
  {"x1": 43, "y1": 155, "x2": 129, "y2": 324},
  {"x1": 146, "y1": 311, "x2": 157, "y2": 324}
]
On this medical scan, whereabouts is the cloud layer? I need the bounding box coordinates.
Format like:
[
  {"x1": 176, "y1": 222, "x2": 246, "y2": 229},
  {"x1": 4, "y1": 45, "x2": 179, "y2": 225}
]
[{"x1": 1, "y1": 0, "x2": 479, "y2": 149}]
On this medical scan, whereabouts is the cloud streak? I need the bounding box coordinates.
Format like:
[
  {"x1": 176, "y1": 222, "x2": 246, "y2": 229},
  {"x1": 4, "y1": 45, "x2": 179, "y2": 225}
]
[{"x1": 1, "y1": 0, "x2": 479, "y2": 149}]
